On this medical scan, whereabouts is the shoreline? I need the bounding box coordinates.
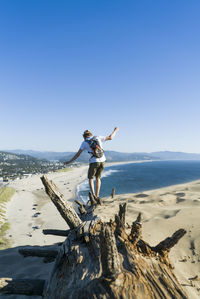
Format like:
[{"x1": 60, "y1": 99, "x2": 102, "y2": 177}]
[
  {"x1": 0, "y1": 159, "x2": 175, "y2": 248},
  {"x1": 76, "y1": 159, "x2": 200, "y2": 204},
  {"x1": 73, "y1": 160, "x2": 154, "y2": 203},
  {"x1": 4, "y1": 159, "x2": 200, "y2": 247}
]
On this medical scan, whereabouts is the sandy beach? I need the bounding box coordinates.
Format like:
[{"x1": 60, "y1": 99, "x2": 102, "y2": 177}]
[
  {"x1": 5, "y1": 166, "x2": 88, "y2": 247},
  {"x1": 0, "y1": 165, "x2": 88, "y2": 299},
  {"x1": 0, "y1": 163, "x2": 200, "y2": 298}
]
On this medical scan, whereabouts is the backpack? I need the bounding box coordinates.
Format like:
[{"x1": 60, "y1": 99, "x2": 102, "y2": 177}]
[{"x1": 86, "y1": 137, "x2": 104, "y2": 158}]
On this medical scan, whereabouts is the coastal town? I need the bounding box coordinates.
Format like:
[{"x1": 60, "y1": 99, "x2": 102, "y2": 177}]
[{"x1": 0, "y1": 151, "x2": 64, "y2": 183}]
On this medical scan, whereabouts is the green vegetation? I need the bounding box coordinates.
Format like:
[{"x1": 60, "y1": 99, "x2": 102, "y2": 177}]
[
  {"x1": 0, "y1": 186, "x2": 15, "y2": 204},
  {"x1": 0, "y1": 222, "x2": 10, "y2": 249},
  {"x1": 0, "y1": 150, "x2": 64, "y2": 180},
  {"x1": 56, "y1": 167, "x2": 72, "y2": 173},
  {"x1": 0, "y1": 186, "x2": 15, "y2": 249}
]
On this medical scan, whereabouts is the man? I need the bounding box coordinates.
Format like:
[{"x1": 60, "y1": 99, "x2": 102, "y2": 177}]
[{"x1": 64, "y1": 127, "x2": 119, "y2": 199}]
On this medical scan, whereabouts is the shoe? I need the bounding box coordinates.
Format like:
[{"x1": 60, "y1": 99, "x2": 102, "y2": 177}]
[{"x1": 96, "y1": 197, "x2": 103, "y2": 205}]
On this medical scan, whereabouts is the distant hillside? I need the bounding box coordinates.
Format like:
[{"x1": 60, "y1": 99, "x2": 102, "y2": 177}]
[
  {"x1": 4, "y1": 149, "x2": 200, "y2": 163},
  {"x1": 149, "y1": 151, "x2": 200, "y2": 160},
  {"x1": 4, "y1": 149, "x2": 74, "y2": 161},
  {"x1": 5, "y1": 149, "x2": 155, "y2": 163},
  {"x1": 0, "y1": 151, "x2": 62, "y2": 180},
  {"x1": 0, "y1": 151, "x2": 41, "y2": 163}
]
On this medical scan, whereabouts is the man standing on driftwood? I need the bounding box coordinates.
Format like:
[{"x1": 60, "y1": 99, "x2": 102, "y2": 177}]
[{"x1": 64, "y1": 127, "x2": 119, "y2": 200}]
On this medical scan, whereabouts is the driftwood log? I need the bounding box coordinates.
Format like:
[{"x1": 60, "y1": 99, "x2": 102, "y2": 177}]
[
  {"x1": 0, "y1": 175, "x2": 187, "y2": 298},
  {"x1": 42, "y1": 229, "x2": 70, "y2": 237},
  {"x1": 40, "y1": 175, "x2": 82, "y2": 229},
  {"x1": 41, "y1": 176, "x2": 187, "y2": 298},
  {"x1": 19, "y1": 248, "x2": 58, "y2": 258}
]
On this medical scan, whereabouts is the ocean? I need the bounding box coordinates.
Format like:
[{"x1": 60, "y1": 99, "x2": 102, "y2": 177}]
[{"x1": 76, "y1": 160, "x2": 200, "y2": 203}]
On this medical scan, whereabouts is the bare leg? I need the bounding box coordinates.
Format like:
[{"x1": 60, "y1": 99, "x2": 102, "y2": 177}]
[
  {"x1": 96, "y1": 178, "x2": 101, "y2": 198},
  {"x1": 89, "y1": 179, "x2": 95, "y2": 196}
]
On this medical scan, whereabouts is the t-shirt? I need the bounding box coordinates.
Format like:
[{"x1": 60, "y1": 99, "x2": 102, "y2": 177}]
[{"x1": 80, "y1": 136, "x2": 106, "y2": 164}]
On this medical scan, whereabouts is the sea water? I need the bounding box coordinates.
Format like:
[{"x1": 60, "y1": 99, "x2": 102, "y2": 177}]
[{"x1": 76, "y1": 160, "x2": 200, "y2": 204}]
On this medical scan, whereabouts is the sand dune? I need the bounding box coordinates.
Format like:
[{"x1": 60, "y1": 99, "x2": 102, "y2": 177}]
[
  {"x1": 0, "y1": 166, "x2": 200, "y2": 298},
  {"x1": 95, "y1": 180, "x2": 200, "y2": 299}
]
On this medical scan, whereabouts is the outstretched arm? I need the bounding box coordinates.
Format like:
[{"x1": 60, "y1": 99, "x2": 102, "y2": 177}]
[
  {"x1": 64, "y1": 149, "x2": 83, "y2": 165},
  {"x1": 105, "y1": 127, "x2": 119, "y2": 141}
]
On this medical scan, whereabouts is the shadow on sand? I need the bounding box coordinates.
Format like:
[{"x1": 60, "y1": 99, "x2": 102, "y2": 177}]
[{"x1": 0, "y1": 242, "x2": 61, "y2": 299}]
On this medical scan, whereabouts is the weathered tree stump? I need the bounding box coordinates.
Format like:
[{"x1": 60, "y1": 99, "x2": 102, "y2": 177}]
[
  {"x1": 40, "y1": 177, "x2": 187, "y2": 299},
  {"x1": 3, "y1": 176, "x2": 187, "y2": 298}
]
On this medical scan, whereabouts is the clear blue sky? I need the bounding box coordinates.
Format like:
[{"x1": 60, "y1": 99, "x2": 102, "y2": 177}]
[{"x1": 1, "y1": 0, "x2": 200, "y2": 153}]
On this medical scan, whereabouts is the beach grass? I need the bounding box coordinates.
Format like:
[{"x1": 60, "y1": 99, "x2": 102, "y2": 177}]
[
  {"x1": 0, "y1": 222, "x2": 10, "y2": 248},
  {"x1": 0, "y1": 186, "x2": 15, "y2": 204},
  {"x1": 56, "y1": 167, "x2": 72, "y2": 173},
  {"x1": 0, "y1": 186, "x2": 15, "y2": 249}
]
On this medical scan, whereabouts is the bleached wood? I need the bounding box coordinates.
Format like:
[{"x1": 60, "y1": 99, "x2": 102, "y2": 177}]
[{"x1": 41, "y1": 175, "x2": 82, "y2": 229}]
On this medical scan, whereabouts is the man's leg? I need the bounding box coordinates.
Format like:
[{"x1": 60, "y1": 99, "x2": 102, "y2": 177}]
[
  {"x1": 95, "y1": 178, "x2": 101, "y2": 197},
  {"x1": 95, "y1": 162, "x2": 105, "y2": 198},
  {"x1": 89, "y1": 178, "x2": 95, "y2": 196},
  {"x1": 88, "y1": 163, "x2": 97, "y2": 197}
]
